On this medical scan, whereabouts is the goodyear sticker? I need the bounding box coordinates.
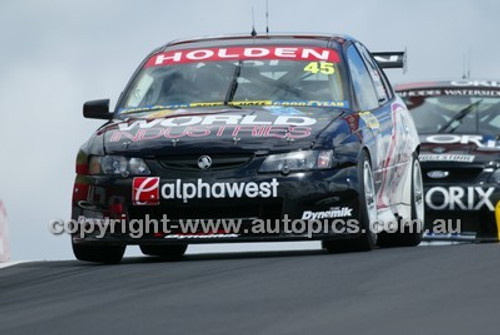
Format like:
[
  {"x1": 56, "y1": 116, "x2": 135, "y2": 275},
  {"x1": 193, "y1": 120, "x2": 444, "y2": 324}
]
[{"x1": 271, "y1": 100, "x2": 348, "y2": 108}]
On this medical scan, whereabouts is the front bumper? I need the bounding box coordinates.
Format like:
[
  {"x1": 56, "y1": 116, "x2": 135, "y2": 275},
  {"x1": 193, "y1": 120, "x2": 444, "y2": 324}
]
[
  {"x1": 423, "y1": 183, "x2": 500, "y2": 242},
  {"x1": 71, "y1": 165, "x2": 363, "y2": 245}
]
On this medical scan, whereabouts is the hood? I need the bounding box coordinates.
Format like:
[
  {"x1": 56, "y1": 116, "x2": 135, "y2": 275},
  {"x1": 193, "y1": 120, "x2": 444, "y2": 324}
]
[
  {"x1": 419, "y1": 133, "x2": 500, "y2": 165},
  {"x1": 98, "y1": 106, "x2": 344, "y2": 156}
]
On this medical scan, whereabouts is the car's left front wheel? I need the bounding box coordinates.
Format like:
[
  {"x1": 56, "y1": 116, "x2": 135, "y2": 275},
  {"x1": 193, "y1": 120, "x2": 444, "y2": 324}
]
[{"x1": 377, "y1": 155, "x2": 424, "y2": 247}]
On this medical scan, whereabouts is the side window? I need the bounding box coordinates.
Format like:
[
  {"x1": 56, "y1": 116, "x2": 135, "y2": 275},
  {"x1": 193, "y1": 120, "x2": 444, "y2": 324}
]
[
  {"x1": 346, "y1": 45, "x2": 379, "y2": 111},
  {"x1": 356, "y1": 43, "x2": 391, "y2": 104}
]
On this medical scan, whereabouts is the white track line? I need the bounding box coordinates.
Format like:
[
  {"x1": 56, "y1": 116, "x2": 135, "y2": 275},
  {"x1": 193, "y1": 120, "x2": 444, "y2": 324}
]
[{"x1": 0, "y1": 261, "x2": 28, "y2": 269}]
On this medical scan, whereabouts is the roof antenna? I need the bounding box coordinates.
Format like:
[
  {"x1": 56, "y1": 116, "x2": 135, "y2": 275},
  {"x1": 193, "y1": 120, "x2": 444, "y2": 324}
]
[
  {"x1": 462, "y1": 53, "x2": 467, "y2": 79},
  {"x1": 467, "y1": 49, "x2": 471, "y2": 79},
  {"x1": 266, "y1": 0, "x2": 270, "y2": 33},
  {"x1": 462, "y1": 50, "x2": 471, "y2": 79},
  {"x1": 251, "y1": 6, "x2": 257, "y2": 37}
]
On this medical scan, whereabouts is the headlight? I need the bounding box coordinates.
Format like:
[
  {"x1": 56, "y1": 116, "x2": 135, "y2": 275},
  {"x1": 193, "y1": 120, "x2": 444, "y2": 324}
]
[
  {"x1": 89, "y1": 156, "x2": 150, "y2": 176},
  {"x1": 259, "y1": 150, "x2": 334, "y2": 173},
  {"x1": 489, "y1": 168, "x2": 500, "y2": 184}
]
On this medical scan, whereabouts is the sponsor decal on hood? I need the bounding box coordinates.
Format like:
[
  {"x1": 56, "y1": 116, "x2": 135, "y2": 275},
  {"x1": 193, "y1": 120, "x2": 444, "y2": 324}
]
[
  {"x1": 118, "y1": 113, "x2": 317, "y2": 130},
  {"x1": 100, "y1": 107, "x2": 345, "y2": 154},
  {"x1": 111, "y1": 113, "x2": 317, "y2": 143}
]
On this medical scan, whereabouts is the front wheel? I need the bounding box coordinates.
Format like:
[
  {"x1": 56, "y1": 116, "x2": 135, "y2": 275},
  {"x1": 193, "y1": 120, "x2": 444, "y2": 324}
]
[
  {"x1": 378, "y1": 155, "x2": 424, "y2": 247},
  {"x1": 72, "y1": 242, "x2": 125, "y2": 263},
  {"x1": 323, "y1": 151, "x2": 377, "y2": 253}
]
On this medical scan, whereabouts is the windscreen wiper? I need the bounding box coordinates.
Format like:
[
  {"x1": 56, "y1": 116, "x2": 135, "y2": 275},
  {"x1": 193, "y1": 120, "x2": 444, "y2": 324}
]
[
  {"x1": 224, "y1": 61, "x2": 242, "y2": 107},
  {"x1": 438, "y1": 99, "x2": 482, "y2": 133}
]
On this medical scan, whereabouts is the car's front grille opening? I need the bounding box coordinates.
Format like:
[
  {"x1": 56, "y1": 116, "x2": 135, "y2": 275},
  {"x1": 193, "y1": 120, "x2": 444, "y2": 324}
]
[
  {"x1": 422, "y1": 167, "x2": 484, "y2": 183},
  {"x1": 157, "y1": 153, "x2": 254, "y2": 171}
]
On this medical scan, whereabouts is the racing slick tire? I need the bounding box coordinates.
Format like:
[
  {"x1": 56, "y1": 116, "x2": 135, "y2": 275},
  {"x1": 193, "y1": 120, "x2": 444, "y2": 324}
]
[
  {"x1": 322, "y1": 151, "x2": 377, "y2": 253},
  {"x1": 377, "y1": 154, "x2": 424, "y2": 247},
  {"x1": 140, "y1": 244, "x2": 188, "y2": 261},
  {"x1": 72, "y1": 242, "x2": 126, "y2": 264}
]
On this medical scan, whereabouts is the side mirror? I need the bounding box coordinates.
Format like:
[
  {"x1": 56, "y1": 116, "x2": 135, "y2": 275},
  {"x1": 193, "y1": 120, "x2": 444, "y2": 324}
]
[{"x1": 83, "y1": 99, "x2": 112, "y2": 119}]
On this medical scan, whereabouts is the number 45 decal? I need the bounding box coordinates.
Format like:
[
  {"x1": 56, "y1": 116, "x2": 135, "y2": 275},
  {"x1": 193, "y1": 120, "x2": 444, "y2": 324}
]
[{"x1": 303, "y1": 62, "x2": 335, "y2": 74}]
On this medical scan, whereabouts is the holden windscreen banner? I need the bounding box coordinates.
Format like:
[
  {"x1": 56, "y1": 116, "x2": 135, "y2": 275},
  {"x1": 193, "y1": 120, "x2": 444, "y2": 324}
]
[{"x1": 145, "y1": 46, "x2": 340, "y2": 67}]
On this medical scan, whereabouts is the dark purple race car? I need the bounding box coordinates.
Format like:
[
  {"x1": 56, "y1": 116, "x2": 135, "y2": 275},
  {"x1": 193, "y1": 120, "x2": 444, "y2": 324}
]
[{"x1": 71, "y1": 33, "x2": 421, "y2": 263}]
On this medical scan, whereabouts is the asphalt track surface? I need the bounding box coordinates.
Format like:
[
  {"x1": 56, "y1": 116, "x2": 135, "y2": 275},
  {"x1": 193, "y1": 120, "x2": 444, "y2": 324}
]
[{"x1": 1, "y1": 243, "x2": 500, "y2": 335}]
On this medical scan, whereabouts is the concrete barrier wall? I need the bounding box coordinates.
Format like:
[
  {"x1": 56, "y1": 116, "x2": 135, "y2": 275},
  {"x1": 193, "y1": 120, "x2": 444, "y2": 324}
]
[{"x1": 0, "y1": 200, "x2": 10, "y2": 262}]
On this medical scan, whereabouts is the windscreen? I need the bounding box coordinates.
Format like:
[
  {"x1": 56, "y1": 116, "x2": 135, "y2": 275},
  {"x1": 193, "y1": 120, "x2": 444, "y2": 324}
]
[
  {"x1": 118, "y1": 46, "x2": 348, "y2": 114},
  {"x1": 402, "y1": 95, "x2": 500, "y2": 135}
]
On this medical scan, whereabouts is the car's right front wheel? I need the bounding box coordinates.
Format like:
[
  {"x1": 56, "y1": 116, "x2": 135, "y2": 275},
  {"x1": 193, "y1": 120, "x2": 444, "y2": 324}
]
[
  {"x1": 322, "y1": 150, "x2": 377, "y2": 253},
  {"x1": 377, "y1": 154, "x2": 424, "y2": 247}
]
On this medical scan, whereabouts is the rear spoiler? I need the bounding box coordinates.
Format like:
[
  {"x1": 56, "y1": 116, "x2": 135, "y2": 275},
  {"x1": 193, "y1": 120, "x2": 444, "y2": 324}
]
[{"x1": 372, "y1": 50, "x2": 407, "y2": 73}]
